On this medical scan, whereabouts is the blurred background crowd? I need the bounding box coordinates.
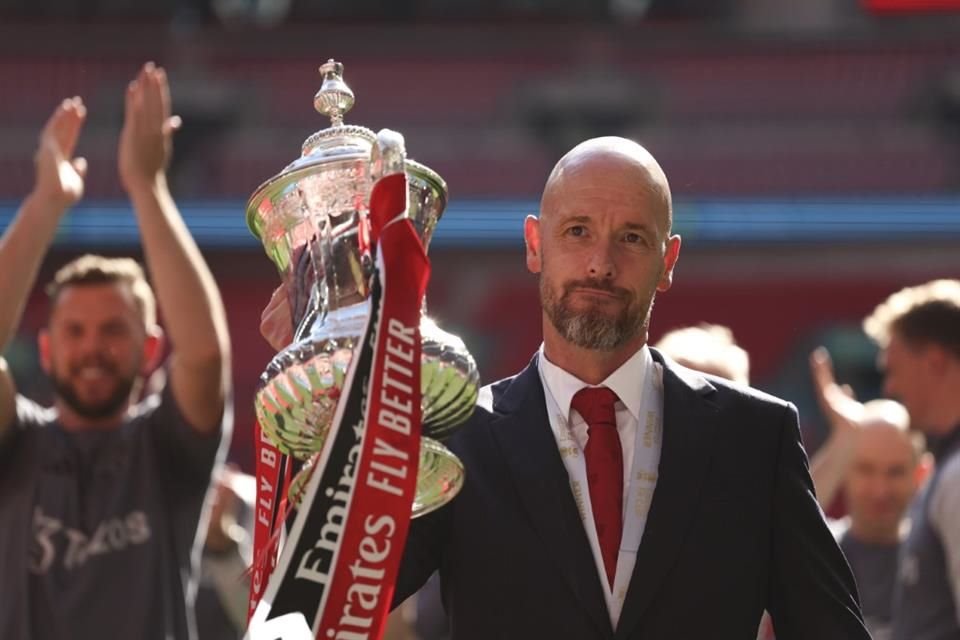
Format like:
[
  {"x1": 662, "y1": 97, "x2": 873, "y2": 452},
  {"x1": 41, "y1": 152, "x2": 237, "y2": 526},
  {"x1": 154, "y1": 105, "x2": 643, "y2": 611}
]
[{"x1": 4, "y1": 0, "x2": 960, "y2": 470}]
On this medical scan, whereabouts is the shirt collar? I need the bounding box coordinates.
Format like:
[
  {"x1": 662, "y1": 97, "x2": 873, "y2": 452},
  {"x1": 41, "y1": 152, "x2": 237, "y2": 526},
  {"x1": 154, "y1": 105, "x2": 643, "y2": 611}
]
[{"x1": 538, "y1": 344, "x2": 651, "y2": 424}]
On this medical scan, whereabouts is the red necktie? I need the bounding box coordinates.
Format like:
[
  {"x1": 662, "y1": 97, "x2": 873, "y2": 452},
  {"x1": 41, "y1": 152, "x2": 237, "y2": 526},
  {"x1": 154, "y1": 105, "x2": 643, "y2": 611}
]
[{"x1": 572, "y1": 386, "x2": 623, "y2": 589}]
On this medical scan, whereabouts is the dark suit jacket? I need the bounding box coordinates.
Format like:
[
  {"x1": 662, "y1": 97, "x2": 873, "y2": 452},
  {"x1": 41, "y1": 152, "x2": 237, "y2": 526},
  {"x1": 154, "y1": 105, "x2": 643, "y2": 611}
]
[{"x1": 395, "y1": 349, "x2": 870, "y2": 639}]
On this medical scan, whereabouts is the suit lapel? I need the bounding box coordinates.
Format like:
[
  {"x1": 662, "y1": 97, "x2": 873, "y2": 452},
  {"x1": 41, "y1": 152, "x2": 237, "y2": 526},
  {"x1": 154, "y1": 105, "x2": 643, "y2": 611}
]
[
  {"x1": 489, "y1": 358, "x2": 614, "y2": 638},
  {"x1": 614, "y1": 352, "x2": 721, "y2": 639}
]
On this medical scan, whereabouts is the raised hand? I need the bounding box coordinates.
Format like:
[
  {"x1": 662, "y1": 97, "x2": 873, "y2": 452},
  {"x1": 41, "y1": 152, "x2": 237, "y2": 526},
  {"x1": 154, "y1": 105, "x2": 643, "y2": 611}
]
[
  {"x1": 118, "y1": 62, "x2": 182, "y2": 193},
  {"x1": 810, "y1": 347, "x2": 865, "y2": 433},
  {"x1": 33, "y1": 97, "x2": 87, "y2": 210}
]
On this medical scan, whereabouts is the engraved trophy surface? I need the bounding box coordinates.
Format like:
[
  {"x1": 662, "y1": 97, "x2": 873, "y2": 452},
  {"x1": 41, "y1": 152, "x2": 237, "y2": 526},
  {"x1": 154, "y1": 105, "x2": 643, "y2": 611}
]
[{"x1": 247, "y1": 60, "x2": 478, "y2": 517}]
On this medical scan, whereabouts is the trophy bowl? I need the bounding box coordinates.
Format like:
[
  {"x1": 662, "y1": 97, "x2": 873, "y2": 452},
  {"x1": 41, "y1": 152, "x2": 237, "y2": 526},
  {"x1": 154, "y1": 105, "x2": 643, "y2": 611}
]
[{"x1": 247, "y1": 60, "x2": 478, "y2": 517}]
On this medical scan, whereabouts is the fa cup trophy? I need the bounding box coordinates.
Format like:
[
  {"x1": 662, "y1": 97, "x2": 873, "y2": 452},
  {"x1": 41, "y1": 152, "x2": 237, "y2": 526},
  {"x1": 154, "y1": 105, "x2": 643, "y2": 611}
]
[{"x1": 244, "y1": 60, "x2": 478, "y2": 638}]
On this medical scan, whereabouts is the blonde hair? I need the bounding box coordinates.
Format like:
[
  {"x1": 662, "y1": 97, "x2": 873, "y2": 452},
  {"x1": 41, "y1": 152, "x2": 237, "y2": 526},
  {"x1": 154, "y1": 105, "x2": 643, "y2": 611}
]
[
  {"x1": 46, "y1": 254, "x2": 156, "y2": 328},
  {"x1": 655, "y1": 323, "x2": 750, "y2": 385},
  {"x1": 864, "y1": 279, "x2": 960, "y2": 358}
]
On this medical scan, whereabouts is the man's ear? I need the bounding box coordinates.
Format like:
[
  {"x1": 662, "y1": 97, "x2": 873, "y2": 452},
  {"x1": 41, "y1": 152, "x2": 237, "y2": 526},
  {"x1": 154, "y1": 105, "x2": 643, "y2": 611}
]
[
  {"x1": 141, "y1": 326, "x2": 165, "y2": 376},
  {"x1": 657, "y1": 234, "x2": 682, "y2": 292},
  {"x1": 524, "y1": 215, "x2": 542, "y2": 274},
  {"x1": 915, "y1": 451, "x2": 934, "y2": 490},
  {"x1": 38, "y1": 329, "x2": 52, "y2": 374}
]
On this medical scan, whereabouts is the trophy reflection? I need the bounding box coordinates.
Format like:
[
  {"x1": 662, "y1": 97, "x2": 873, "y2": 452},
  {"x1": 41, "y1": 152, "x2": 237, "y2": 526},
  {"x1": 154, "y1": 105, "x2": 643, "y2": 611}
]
[{"x1": 247, "y1": 60, "x2": 478, "y2": 517}]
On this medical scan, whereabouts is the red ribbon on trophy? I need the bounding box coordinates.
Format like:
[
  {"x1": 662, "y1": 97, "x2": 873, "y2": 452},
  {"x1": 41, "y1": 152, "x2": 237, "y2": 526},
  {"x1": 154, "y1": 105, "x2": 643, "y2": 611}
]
[
  {"x1": 248, "y1": 423, "x2": 292, "y2": 620},
  {"x1": 246, "y1": 172, "x2": 428, "y2": 640}
]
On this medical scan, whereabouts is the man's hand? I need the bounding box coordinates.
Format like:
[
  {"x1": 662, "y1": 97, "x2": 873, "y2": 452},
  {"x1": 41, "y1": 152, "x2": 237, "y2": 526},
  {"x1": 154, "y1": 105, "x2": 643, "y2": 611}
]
[
  {"x1": 260, "y1": 284, "x2": 293, "y2": 352},
  {"x1": 205, "y1": 465, "x2": 246, "y2": 554},
  {"x1": 810, "y1": 347, "x2": 865, "y2": 434},
  {"x1": 118, "y1": 62, "x2": 181, "y2": 193},
  {"x1": 32, "y1": 97, "x2": 87, "y2": 210},
  {"x1": 808, "y1": 347, "x2": 867, "y2": 508},
  {"x1": 1, "y1": 97, "x2": 87, "y2": 435}
]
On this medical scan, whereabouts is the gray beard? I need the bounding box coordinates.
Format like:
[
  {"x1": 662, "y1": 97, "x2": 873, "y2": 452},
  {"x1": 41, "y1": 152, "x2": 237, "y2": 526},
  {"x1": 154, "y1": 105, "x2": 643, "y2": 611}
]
[{"x1": 542, "y1": 279, "x2": 653, "y2": 352}]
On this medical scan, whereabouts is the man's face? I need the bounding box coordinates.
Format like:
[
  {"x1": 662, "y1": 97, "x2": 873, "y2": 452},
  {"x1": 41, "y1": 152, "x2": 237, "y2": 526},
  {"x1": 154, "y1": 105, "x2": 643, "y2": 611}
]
[
  {"x1": 844, "y1": 423, "x2": 918, "y2": 539},
  {"x1": 41, "y1": 282, "x2": 148, "y2": 421},
  {"x1": 526, "y1": 156, "x2": 680, "y2": 353},
  {"x1": 881, "y1": 332, "x2": 935, "y2": 432}
]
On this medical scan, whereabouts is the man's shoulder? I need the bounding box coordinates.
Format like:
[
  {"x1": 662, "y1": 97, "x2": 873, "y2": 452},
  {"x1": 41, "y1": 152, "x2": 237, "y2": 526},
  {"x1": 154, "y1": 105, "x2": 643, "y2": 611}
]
[
  {"x1": 654, "y1": 358, "x2": 799, "y2": 451},
  {"x1": 10, "y1": 394, "x2": 56, "y2": 432},
  {"x1": 473, "y1": 361, "x2": 544, "y2": 418},
  {"x1": 828, "y1": 516, "x2": 852, "y2": 544},
  {"x1": 707, "y1": 373, "x2": 792, "y2": 410},
  {"x1": 127, "y1": 384, "x2": 210, "y2": 434},
  {"x1": 444, "y1": 370, "x2": 531, "y2": 448},
  {"x1": 476, "y1": 374, "x2": 521, "y2": 413},
  {"x1": 0, "y1": 396, "x2": 53, "y2": 468},
  {"x1": 128, "y1": 390, "x2": 166, "y2": 423},
  {"x1": 660, "y1": 357, "x2": 794, "y2": 414}
]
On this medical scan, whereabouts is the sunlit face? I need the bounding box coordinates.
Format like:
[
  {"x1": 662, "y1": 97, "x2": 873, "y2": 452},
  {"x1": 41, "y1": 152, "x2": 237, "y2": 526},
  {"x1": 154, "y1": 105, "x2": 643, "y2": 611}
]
[
  {"x1": 844, "y1": 423, "x2": 918, "y2": 539},
  {"x1": 526, "y1": 151, "x2": 680, "y2": 353},
  {"x1": 41, "y1": 282, "x2": 150, "y2": 422},
  {"x1": 881, "y1": 332, "x2": 935, "y2": 432}
]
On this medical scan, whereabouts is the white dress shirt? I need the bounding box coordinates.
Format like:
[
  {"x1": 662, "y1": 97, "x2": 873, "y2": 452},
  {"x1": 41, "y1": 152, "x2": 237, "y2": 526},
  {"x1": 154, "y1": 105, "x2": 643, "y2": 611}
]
[{"x1": 537, "y1": 344, "x2": 664, "y2": 629}]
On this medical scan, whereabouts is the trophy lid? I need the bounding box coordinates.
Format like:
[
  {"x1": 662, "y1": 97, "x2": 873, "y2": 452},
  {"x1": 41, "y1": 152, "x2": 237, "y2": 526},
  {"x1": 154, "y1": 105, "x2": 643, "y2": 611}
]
[{"x1": 245, "y1": 59, "x2": 447, "y2": 248}]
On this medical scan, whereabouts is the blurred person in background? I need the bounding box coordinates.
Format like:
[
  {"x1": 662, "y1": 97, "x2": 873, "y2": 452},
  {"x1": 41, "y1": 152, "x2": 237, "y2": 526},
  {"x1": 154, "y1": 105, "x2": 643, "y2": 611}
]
[
  {"x1": 0, "y1": 63, "x2": 231, "y2": 639},
  {"x1": 861, "y1": 280, "x2": 960, "y2": 640},
  {"x1": 807, "y1": 347, "x2": 929, "y2": 640},
  {"x1": 196, "y1": 466, "x2": 255, "y2": 640},
  {"x1": 653, "y1": 323, "x2": 750, "y2": 385},
  {"x1": 653, "y1": 324, "x2": 919, "y2": 640}
]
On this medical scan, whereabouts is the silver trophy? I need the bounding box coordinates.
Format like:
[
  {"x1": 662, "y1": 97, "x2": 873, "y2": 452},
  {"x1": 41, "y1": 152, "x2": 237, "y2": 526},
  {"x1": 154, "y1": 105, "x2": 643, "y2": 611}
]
[{"x1": 247, "y1": 60, "x2": 478, "y2": 517}]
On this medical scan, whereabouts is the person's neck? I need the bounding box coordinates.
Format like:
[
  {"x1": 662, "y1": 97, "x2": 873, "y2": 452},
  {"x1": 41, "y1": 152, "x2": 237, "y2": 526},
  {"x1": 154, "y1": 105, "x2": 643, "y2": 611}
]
[
  {"x1": 542, "y1": 321, "x2": 646, "y2": 385},
  {"x1": 927, "y1": 397, "x2": 960, "y2": 438},
  {"x1": 848, "y1": 519, "x2": 901, "y2": 546},
  {"x1": 55, "y1": 399, "x2": 129, "y2": 432}
]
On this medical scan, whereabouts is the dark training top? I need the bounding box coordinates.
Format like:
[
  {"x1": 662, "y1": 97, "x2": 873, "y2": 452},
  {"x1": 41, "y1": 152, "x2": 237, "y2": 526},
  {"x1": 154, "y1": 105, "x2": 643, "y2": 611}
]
[{"x1": 0, "y1": 386, "x2": 227, "y2": 640}]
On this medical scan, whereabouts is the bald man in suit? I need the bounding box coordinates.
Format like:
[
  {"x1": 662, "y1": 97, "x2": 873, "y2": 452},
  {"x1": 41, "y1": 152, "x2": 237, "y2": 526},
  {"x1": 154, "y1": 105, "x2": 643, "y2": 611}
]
[{"x1": 391, "y1": 137, "x2": 870, "y2": 639}]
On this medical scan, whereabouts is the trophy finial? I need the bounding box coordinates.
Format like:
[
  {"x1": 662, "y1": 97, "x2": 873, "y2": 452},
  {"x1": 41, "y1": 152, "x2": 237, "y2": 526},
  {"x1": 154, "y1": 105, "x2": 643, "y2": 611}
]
[{"x1": 314, "y1": 59, "x2": 354, "y2": 127}]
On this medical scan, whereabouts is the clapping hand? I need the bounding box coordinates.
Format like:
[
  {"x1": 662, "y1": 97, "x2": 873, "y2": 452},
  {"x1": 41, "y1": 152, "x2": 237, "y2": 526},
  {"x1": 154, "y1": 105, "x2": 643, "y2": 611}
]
[
  {"x1": 810, "y1": 347, "x2": 865, "y2": 434},
  {"x1": 33, "y1": 97, "x2": 87, "y2": 210},
  {"x1": 118, "y1": 62, "x2": 181, "y2": 193}
]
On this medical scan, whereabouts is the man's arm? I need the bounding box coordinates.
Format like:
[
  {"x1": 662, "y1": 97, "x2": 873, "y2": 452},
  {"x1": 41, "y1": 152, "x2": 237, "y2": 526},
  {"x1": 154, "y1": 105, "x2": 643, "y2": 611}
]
[
  {"x1": 118, "y1": 63, "x2": 230, "y2": 434},
  {"x1": 766, "y1": 402, "x2": 871, "y2": 639},
  {"x1": 393, "y1": 503, "x2": 451, "y2": 608},
  {"x1": 807, "y1": 348, "x2": 863, "y2": 508},
  {"x1": 0, "y1": 98, "x2": 87, "y2": 437}
]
